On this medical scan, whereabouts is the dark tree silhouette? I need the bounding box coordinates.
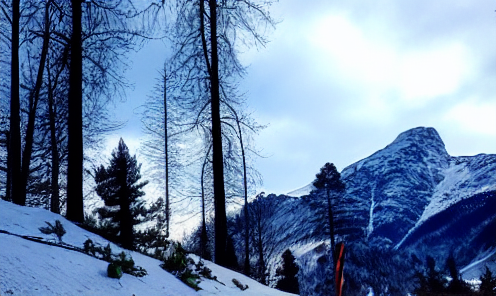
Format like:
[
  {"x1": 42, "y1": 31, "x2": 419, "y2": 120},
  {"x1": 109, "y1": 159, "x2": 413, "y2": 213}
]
[
  {"x1": 445, "y1": 255, "x2": 471, "y2": 294},
  {"x1": 275, "y1": 249, "x2": 300, "y2": 294},
  {"x1": 9, "y1": 0, "x2": 21, "y2": 205},
  {"x1": 479, "y1": 266, "x2": 496, "y2": 296},
  {"x1": 94, "y1": 138, "x2": 149, "y2": 250},
  {"x1": 414, "y1": 256, "x2": 448, "y2": 295},
  {"x1": 312, "y1": 162, "x2": 345, "y2": 269},
  {"x1": 66, "y1": 0, "x2": 83, "y2": 222}
]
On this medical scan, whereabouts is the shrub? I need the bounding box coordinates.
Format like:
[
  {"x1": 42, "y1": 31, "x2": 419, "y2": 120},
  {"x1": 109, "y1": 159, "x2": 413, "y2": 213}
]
[
  {"x1": 83, "y1": 239, "x2": 147, "y2": 277},
  {"x1": 39, "y1": 220, "x2": 66, "y2": 243},
  {"x1": 161, "y1": 243, "x2": 190, "y2": 273},
  {"x1": 107, "y1": 263, "x2": 123, "y2": 279}
]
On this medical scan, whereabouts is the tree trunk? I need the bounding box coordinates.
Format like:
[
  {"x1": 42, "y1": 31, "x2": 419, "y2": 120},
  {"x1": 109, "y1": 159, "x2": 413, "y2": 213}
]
[
  {"x1": 120, "y1": 176, "x2": 134, "y2": 250},
  {"x1": 19, "y1": 1, "x2": 51, "y2": 205},
  {"x1": 207, "y1": 0, "x2": 227, "y2": 267},
  {"x1": 47, "y1": 64, "x2": 60, "y2": 214},
  {"x1": 67, "y1": 0, "x2": 84, "y2": 222},
  {"x1": 328, "y1": 188, "x2": 336, "y2": 269},
  {"x1": 200, "y1": 149, "x2": 209, "y2": 260},
  {"x1": 10, "y1": 0, "x2": 22, "y2": 205},
  {"x1": 5, "y1": 130, "x2": 11, "y2": 201},
  {"x1": 258, "y1": 218, "x2": 265, "y2": 285},
  {"x1": 163, "y1": 66, "x2": 170, "y2": 238},
  {"x1": 237, "y1": 118, "x2": 250, "y2": 276}
]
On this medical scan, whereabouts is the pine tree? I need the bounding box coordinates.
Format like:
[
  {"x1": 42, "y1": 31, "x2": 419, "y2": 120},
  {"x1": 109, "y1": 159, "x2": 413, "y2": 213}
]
[
  {"x1": 479, "y1": 267, "x2": 496, "y2": 296},
  {"x1": 312, "y1": 162, "x2": 345, "y2": 269},
  {"x1": 414, "y1": 256, "x2": 447, "y2": 295},
  {"x1": 445, "y1": 255, "x2": 471, "y2": 294},
  {"x1": 275, "y1": 249, "x2": 300, "y2": 294},
  {"x1": 94, "y1": 138, "x2": 148, "y2": 250}
]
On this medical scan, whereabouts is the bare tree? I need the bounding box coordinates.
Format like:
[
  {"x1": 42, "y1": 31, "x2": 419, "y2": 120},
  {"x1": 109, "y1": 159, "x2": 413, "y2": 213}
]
[
  {"x1": 65, "y1": 0, "x2": 155, "y2": 221},
  {"x1": 18, "y1": 0, "x2": 52, "y2": 206},
  {"x1": 9, "y1": 0, "x2": 21, "y2": 205},
  {"x1": 168, "y1": 0, "x2": 276, "y2": 266},
  {"x1": 248, "y1": 192, "x2": 279, "y2": 285},
  {"x1": 141, "y1": 63, "x2": 186, "y2": 238},
  {"x1": 66, "y1": 0, "x2": 83, "y2": 222},
  {"x1": 221, "y1": 104, "x2": 264, "y2": 275}
]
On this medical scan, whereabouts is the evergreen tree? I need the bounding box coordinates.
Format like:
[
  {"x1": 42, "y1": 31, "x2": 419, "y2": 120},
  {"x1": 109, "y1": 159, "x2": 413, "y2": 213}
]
[
  {"x1": 445, "y1": 254, "x2": 471, "y2": 294},
  {"x1": 94, "y1": 138, "x2": 148, "y2": 250},
  {"x1": 312, "y1": 162, "x2": 345, "y2": 269},
  {"x1": 479, "y1": 267, "x2": 496, "y2": 296},
  {"x1": 275, "y1": 249, "x2": 300, "y2": 294},
  {"x1": 414, "y1": 256, "x2": 447, "y2": 295}
]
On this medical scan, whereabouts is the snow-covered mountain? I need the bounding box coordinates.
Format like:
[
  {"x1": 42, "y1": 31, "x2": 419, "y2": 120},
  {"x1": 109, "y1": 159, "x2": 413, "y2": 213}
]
[
  {"x1": 339, "y1": 127, "x2": 495, "y2": 248},
  {"x1": 0, "y1": 199, "x2": 296, "y2": 296},
  {"x1": 241, "y1": 127, "x2": 495, "y2": 295}
]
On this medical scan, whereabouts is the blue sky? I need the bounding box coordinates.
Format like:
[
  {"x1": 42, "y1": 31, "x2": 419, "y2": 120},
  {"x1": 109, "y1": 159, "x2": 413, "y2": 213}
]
[{"x1": 107, "y1": 0, "x2": 496, "y2": 195}]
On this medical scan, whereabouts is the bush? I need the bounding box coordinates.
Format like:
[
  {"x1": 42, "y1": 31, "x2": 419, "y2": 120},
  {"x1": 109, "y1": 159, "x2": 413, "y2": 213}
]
[
  {"x1": 107, "y1": 263, "x2": 123, "y2": 279},
  {"x1": 83, "y1": 239, "x2": 147, "y2": 277},
  {"x1": 161, "y1": 243, "x2": 190, "y2": 273},
  {"x1": 39, "y1": 220, "x2": 66, "y2": 243},
  {"x1": 160, "y1": 243, "x2": 211, "y2": 291}
]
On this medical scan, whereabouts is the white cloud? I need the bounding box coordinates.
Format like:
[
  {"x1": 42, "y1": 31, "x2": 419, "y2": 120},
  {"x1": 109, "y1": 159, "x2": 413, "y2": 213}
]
[
  {"x1": 306, "y1": 14, "x2": 472, "y2": 108},
  {"x1": 443, "y1": 98, "x2": 496, "y2": 136},
  {"x1": 307, "y1": 14, "x2": 395, "y2": 86},
  {"x1": 397, "y1": 43, "x2": 470, "y2": 106}
]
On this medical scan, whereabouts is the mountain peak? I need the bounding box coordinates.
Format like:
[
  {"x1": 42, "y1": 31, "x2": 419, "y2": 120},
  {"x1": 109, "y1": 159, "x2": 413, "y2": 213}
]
[
  {"x1": 392, "y1": 127, "x2": 443, "y2": 145},
  {"x1": 389, "y1": 126, "x2": 448, "y2": 156}
]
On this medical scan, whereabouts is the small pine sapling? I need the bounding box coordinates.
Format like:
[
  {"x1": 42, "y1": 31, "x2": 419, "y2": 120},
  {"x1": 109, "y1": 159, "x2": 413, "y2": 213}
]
[
  {"x1": 39, "y1": 220, "x2": 66, "y2": 243},
  {"x1": 103, "y1": 243, "x2": 112, "y2": 261}
]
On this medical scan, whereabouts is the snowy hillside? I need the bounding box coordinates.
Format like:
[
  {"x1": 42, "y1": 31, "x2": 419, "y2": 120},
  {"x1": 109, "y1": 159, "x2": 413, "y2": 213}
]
[{"x1": 0, "y1": 200, "x2": 296, "y2": 296}]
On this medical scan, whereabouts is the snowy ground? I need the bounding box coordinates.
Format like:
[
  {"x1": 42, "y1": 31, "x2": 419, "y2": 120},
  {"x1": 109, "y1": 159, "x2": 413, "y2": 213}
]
[{"x1": 0, "y1": 200, "x2": 296, "y2": 296}]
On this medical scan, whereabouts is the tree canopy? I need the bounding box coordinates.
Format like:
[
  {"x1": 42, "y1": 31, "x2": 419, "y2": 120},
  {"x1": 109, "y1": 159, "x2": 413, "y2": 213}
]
[{"x1": 94, "y1": 138, "x2": 148, "y2": 250}]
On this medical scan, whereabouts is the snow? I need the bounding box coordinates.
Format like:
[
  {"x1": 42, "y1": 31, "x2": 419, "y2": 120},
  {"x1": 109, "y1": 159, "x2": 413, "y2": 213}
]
[
  {"x1": 394, "y1": 155, "x2": 496, "y2": 249},
  {"x1": 0, "y1": 200, "x2": 297, "y2": 296},
  {"x1": 460, "y1": 248, "x2": 496, "y2": 280},
  {"x1": 286, "y1": 183, "x2": 314, "y2": 197},
  {"x1": 366, "y1": 185, "x2": 376, "y2": 239}
]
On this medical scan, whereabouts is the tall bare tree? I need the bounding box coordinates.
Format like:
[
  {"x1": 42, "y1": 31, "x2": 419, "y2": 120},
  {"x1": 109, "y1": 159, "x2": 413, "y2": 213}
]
[
  {"x1": 141, "y1": 63, "x2": 186, "y2": 238},
  {"x1": 10, "y1": 0, "x2": 21, "y2": 205},
  {"x1": 168, "y1": 0, "x2": 275, "y2": 267},
  {"x1": 66, "y1": 0, "x2": 83, "y2": 222},
  {"x1": 18, "y1": 0, "x2": 52, "y2": 206}
]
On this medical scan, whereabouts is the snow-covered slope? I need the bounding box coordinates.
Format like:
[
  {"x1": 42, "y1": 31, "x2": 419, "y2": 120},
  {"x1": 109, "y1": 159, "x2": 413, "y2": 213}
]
[{"x1": 0, "y1": 200, "x2": 296, "y2": 296}]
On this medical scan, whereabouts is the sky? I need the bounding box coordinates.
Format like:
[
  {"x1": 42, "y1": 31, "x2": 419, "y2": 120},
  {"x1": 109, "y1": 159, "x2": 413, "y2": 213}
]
[{"x1": 108, "y1": 0, "x2": 496, "y2": 196}]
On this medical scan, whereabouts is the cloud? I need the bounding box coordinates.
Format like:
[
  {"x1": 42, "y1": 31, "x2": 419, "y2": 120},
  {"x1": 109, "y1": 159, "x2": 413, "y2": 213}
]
[
  {"x1": 443, "y1": 99, "x2": 496, "y2": 136},
  {"x1": 238, "y1": 0, "x2": 496, "y2": 193},
  {"x1": 397, "y1": 43, "x2": 471, "y2": 105}
]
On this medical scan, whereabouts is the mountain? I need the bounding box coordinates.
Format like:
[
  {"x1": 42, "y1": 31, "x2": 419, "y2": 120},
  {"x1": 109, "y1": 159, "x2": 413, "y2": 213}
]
[{"x1": 232, "y1": 127, "x2": 496, "y2": 296}]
